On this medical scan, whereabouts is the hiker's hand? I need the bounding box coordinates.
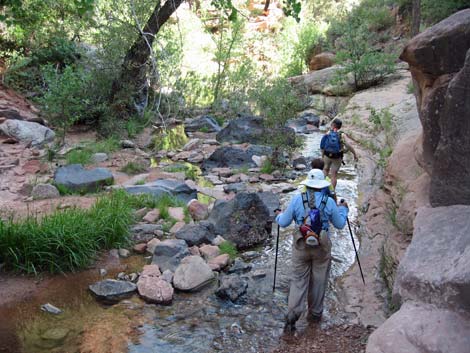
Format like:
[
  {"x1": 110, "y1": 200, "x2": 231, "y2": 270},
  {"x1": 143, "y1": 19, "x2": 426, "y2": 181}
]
[
  {"x1": 339, "y1": 199, "x2": 349, "y2": 208},
  {"x1": 274, "y1": 208, "x2": 282, "y2": 215}
]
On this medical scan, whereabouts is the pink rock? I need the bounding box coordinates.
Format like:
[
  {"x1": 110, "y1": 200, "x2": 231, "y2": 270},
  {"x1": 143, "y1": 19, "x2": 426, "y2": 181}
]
[
  {"x1": 143, "y1": 209, "x2": 160, "y2": 223},
  {"x1": 137, "y1": 265, "x2": 173, "y2": 305},
  {"x1": 146, "y1": 238, "x2": 161, "y2": 254},
  {"x1": 199, "y1": 245, "x2": 220, "y2": 260},
  {"x1": 187, "y1": 199, "x2": 209, "y2": 221},
  {"x1": 133, "y1": 243, "x2": 147, "y2": 254},
  {"x1": 168, "y1": 207, "x2": 185, "y2": 222},
  {"x1": 169, "y1": 221, "x2": 186, "y2": 234},
  {"x1": 208, "y1": 254, "x2": 231, "y2": 271},
  {"x1": 189, "y1": 245, "x2": 201, "y2": 256},
  {"x1": 260, "y1": 174, "x2": 274, "y2": 181}
]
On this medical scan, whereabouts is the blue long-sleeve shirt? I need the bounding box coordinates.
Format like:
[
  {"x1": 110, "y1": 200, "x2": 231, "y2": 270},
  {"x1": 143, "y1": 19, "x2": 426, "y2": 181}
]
[{"x1": 275, "y1": 191, "x2": 348, "y2": 232}]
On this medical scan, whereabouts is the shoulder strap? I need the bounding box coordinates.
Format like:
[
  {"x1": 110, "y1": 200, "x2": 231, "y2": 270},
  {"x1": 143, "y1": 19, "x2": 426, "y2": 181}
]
[{"x1": 301, "y1": 192, "x2": 308, "y2": 210}]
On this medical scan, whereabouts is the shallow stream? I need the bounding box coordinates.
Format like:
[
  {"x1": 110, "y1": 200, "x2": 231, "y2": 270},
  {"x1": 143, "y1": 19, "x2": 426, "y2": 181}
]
[{"x1": 0, "y1": 132, "x2": 359, "y2": 353}]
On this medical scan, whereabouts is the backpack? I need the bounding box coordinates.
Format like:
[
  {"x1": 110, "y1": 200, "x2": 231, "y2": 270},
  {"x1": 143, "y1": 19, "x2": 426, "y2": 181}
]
[
  {"x1": 300, "y1": 193, "x2": 328, "y2": 244},
  {"x1": 320, "y1": 131, "x2": 342, "y2": 158}
]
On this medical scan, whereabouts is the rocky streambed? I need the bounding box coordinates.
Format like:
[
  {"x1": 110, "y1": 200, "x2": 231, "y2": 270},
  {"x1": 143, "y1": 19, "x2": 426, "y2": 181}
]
[{"x1": 0, "y1": 129, "x2": 360, "y2": 353}]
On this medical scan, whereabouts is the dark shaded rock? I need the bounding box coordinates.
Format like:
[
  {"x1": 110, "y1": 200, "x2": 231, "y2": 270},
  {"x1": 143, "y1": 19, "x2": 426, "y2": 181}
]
[
  {"x1": 184, "y1": 115, "x2": 221, "y2": 133},
  {"x1": 292, "y1": 156, "x2": 308, "y2": 169},
  {"x1": 130, "y1": 224, "x2": 163, "y2": 243},
  {"x1": 202, "y1": 145, "x2": 272, "y2": 170},
  {"x1": 393, "y1": 206, "x2": 470, "y2": 312},
  {"x1": 152, "y1": 239, "x2": 190, "y2": 272},
  {"x1": 174, "y1": 221, "x2": 216, "y2": 246},
  {"x1": 54, "y1": 164, "x2": 114, "y2": 193},
  {"x1": 286, "y1": 112, "x2": 320, "y2": 134},
  {"x1": 257, "y1": 191, "x2": 280, "y2": 221},
  {"x1": 223, "y1": 183, "x2": 247, "y2": 194},
  {"x1": 207, "y1": 193, "x2": 270, "y2": 249},
  {"x1": 431, "y1": 49, "x2": 470, "y2": 206},
  {"x1": 216, "y1": 115, "x2": 295, "y2": 145},
  {"x1": 227, "y1": 258, "x2": 252, "y2": 274},
  {"x1": 215, "y1": 275, "x2": 248, "y2": 302},
  {"x1": 125, "y1": 179, "x2": 197, "y2": 204},
  {"x1": 88, "y1": 279, "x2": 136, "y2": 303}
]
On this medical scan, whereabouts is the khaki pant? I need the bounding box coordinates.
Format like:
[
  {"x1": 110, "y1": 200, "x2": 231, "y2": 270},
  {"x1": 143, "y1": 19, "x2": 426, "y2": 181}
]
[
  {"x1": 286, "y1": 230, "x2": 332, "y2": 324},
  {"x1": 323, "y1": 155, "x2": 342, "y2": 173}
]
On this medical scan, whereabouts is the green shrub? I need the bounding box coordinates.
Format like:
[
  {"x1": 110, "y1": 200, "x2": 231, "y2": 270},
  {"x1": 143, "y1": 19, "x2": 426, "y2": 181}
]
[
  {"x1": 66, "y1": 149, "x2": 92, "y2": 165},
  {"x1": 260, "y1": 159, "x2": 274, "y2": 174},
  {"x1": 218, "y1": 240, "x2": 238, "y2": 259},
  {"x1": 64, "y1": 138, "x2": 120, "y2": 165}
]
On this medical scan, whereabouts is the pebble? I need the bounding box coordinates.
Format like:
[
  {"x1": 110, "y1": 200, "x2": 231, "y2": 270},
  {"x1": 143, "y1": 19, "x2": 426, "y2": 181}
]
[
  {"x1": 40, "y1": 303, "x2": 63, "y2": 315},
  {"x1": 118, "y1": 248, "x2": 130, "y2": 258},
  {"x1": 99, "y1": 268, "x2": 107, "y2": 277}
]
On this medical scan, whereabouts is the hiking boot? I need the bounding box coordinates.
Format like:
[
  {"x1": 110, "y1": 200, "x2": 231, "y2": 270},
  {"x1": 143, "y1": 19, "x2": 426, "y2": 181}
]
[
  {"x1": 283, "y1": 321, "x2": 296, "y2": 334},
  {"x1": 307, "y1": 313, "x2": 322, "y2": 324}
]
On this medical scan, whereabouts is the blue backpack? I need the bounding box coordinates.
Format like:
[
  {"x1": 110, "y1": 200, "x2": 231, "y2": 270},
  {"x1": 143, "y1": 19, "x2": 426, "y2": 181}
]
[
  {"x1": 301, "y1": 193, "x2": 328, "y2": 235},
  {"x1": 320, "y1": 131, "x2": 342, "y2": 155}
]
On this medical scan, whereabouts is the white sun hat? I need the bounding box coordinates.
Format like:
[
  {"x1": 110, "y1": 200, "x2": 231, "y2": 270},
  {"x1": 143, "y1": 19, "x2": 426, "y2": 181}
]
[{"x1": 300, "y1": 169, "x2": 331, "y2": 189}]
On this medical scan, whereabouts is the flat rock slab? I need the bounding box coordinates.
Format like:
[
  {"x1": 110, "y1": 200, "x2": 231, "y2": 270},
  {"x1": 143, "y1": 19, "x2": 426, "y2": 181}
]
[
  {"x1": 54, "y1": 164, "x2": 114, "y2": 193},
  {"x1": 125, "y1": 179, "x2": 197, "y2": 204},
  {"x1": 89, "y1": 279, "x2": 136, "y2": 303},
  {"x1": 366, "y1": 302, "x2": 470, "y2": 353},
  {"x1": 173, "y1": 256, "x2": 215, "y2": 292}
]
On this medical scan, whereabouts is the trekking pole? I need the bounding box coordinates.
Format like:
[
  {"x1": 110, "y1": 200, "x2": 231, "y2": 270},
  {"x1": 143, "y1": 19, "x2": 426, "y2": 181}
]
[
  {"x1": 273, "y1": 223, "x2": 280, "y2": 293},
  {"x1": 347, "y1": 217, "x2": 365, "y2": 285}
]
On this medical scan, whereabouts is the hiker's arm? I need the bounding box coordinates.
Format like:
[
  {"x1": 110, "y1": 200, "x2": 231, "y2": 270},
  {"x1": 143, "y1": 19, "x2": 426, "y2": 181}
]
[
  {"x1": 343, "y1": 134, "x2": 358, "y2": 161},
  {"x1": 325, "y1": 198, "x2": 348, "y2": 229},
  {"x1": 275, "y1": 194, "x2": 301, "y2": 228}
]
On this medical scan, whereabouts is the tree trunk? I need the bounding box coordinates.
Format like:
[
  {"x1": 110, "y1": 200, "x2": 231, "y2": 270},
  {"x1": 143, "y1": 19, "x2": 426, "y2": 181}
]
[
  {"x1": 263, "y1": 0, "x2": 270, "y2": 13},
  {"x1": 411, "y1": 0, "x2": 421, "y2": 36},
  {"x1": 110, "y1": 0, "x2": 185, "y2": 119}
]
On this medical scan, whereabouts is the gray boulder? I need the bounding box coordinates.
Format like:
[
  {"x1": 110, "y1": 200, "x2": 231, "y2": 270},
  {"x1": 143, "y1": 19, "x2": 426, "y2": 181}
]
[
  {"x1": 31, "y1": 184, "x2": 60, "y2": 200},
  {"x1": 173, "y1": 256, "x2": 215, "y2": 291},
  {"x1": 256, "y1": 191, "x2": 280, "y2": 219},
  {"x1": 208, "y1": 193, "x2": 271, "y2": 249},
  {"x1": 0, "y1": 119, "x2": 55, "y2": 147},
  {"x1": 215, "y1": 275, "x2": 248, "y2": 302},
  {"x1": 216, "y1": 115, "x2": 295, "y2": 145},
  {"x1": 88, "y1": 279, "x2": 136, "y2": 303},
  {"x1": 125, "y1": 179, "x2": 197, "y2": 204},
  {"x1": 201, "y1": 145, "x2": 272, "y2": 170},
  {"x1": 393, "y1": 206, "x2": 470, "y2": 311},
  {"x1": 151, "y1": 239, "x2": 190, "y2": 272},
  {"x1": 54, "y1": 164, "x2": 114, "y2": 193},
  {"x1": 130, "y1": 224, "x2": 163, "y2": 243},
  {"x1": 366, "y1": 302, "x2": 470, "y2": 353},
  {"x1": 174, "y1": 221, "x2": 216, "y2": 247},
  {"x1": 289, "y1": 66, "x2": 355, "y2": 96},
  {"x1": 286, "y1": 112, "x2": 320, "y2": 134},
  {"x1": 184, "y1": 115, "x2": 221, "y2": 133}
]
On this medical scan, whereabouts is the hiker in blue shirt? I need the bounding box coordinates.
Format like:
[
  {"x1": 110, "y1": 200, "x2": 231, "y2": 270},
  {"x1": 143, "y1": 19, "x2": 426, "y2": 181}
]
[{"x1": 275, "y1": 169, "x2": 349, "y2": 333}]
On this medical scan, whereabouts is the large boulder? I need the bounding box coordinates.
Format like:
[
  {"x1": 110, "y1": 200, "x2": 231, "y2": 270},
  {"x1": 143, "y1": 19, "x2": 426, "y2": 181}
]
[
  {"x1": 125, "y1": 179, "x2": 197, "y2": 204},
  {"x1": 184, "y1": 115, "x2": 221, "y2": 133},
  {"x1": 89, "y1": 279, "x2": 136, "y2": 303},
  {"x1": 54, "y1": 164, "x2": 114, "y2": 193},
  {"x1": 201, "y1": 145, "x2": 272, "y2": 170},
  {"x1": 151, "y1": 239, "x2": 190, "y2": 272},
  {"x1": 207, "y1": 193, "x2": 270, "y2": 249},
  {"x1": 286, "y1": 111, "x2": 320, "y2": 134},
  {"x1": 216, "y1": 115, "x2": 295, "y2": 145},
  {"x1": 0, "y1": 119, "x2": 54, "y2": 146},
  {"x1": 289, "y1": 66, "x2": 355, "y2": 96},
  {"x1": 174, "y1": 221, "x2": 216, "y2": 246},
  {"x1": 308, "y1": 52, "x2": 335, "y2": 71},
  {"x1": 136, "y1": 265, "x2": 173, "y2": 305},
  {"x1": 173, "y1": 256, "x2": 215, "y2": 291},
  {"x1": 393, "y1": 206, "x2": 470, "y2": 311},
  {"x1": 400, "y1": 9, "x2": 470, "y2": 205},
  {"x1": 366, "y1": 302, "x2": 470, "y2": 353},
  {"x1": 215, "y1": 275, "x2": 248, "y2": 302}
]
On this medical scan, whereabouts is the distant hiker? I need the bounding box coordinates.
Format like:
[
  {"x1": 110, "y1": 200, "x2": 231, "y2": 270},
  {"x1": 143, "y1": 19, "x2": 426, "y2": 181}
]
[
  {"x1": 310, "y1": 158, "x2": 335, "y2": 199},
  {"x1": 320, "y1": 118, "x2": 358, "y2": 189},
  {"x1": 275, "y1": 169, "x2": 349, "y2": 333}
]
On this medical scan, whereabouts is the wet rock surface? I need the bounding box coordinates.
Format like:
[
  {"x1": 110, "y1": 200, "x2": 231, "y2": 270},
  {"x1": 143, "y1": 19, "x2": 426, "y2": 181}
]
[
  {"x1": 88, "y1": 279, "x2": 137, "y2": 303},
  {"x1": 215, "y1": 275, "x2": 248, "y2": 302}
]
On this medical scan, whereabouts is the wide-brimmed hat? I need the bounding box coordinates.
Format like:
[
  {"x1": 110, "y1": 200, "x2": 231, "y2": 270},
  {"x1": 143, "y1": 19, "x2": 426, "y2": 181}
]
[{"x1": 301, "y1": 169, "x2": 331, "y2": 189}]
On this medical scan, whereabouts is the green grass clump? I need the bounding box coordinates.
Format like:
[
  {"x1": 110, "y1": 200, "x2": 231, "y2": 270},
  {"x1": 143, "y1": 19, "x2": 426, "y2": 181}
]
[
  {"x1": 65, "y1": 138, "x2": 120, "y2": 165},
  {"x1": 0, "y1": 190, "x2": 133, "y2": 274},
  {"x1": 218, "y1": 240, "x2": 238, "y2": 260},
  {"x1": 0, "y1": 190, "x2": 190, "y2": 274},
  {"x1": 260, "y1": 159, "x2": 274, "y2": 174},
  {"x1": 120, "y1": 161, "x2": 147, "y2": 175},
  {"x1": 66, "y1": 149, "x2": 92, "y2": 165}
]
